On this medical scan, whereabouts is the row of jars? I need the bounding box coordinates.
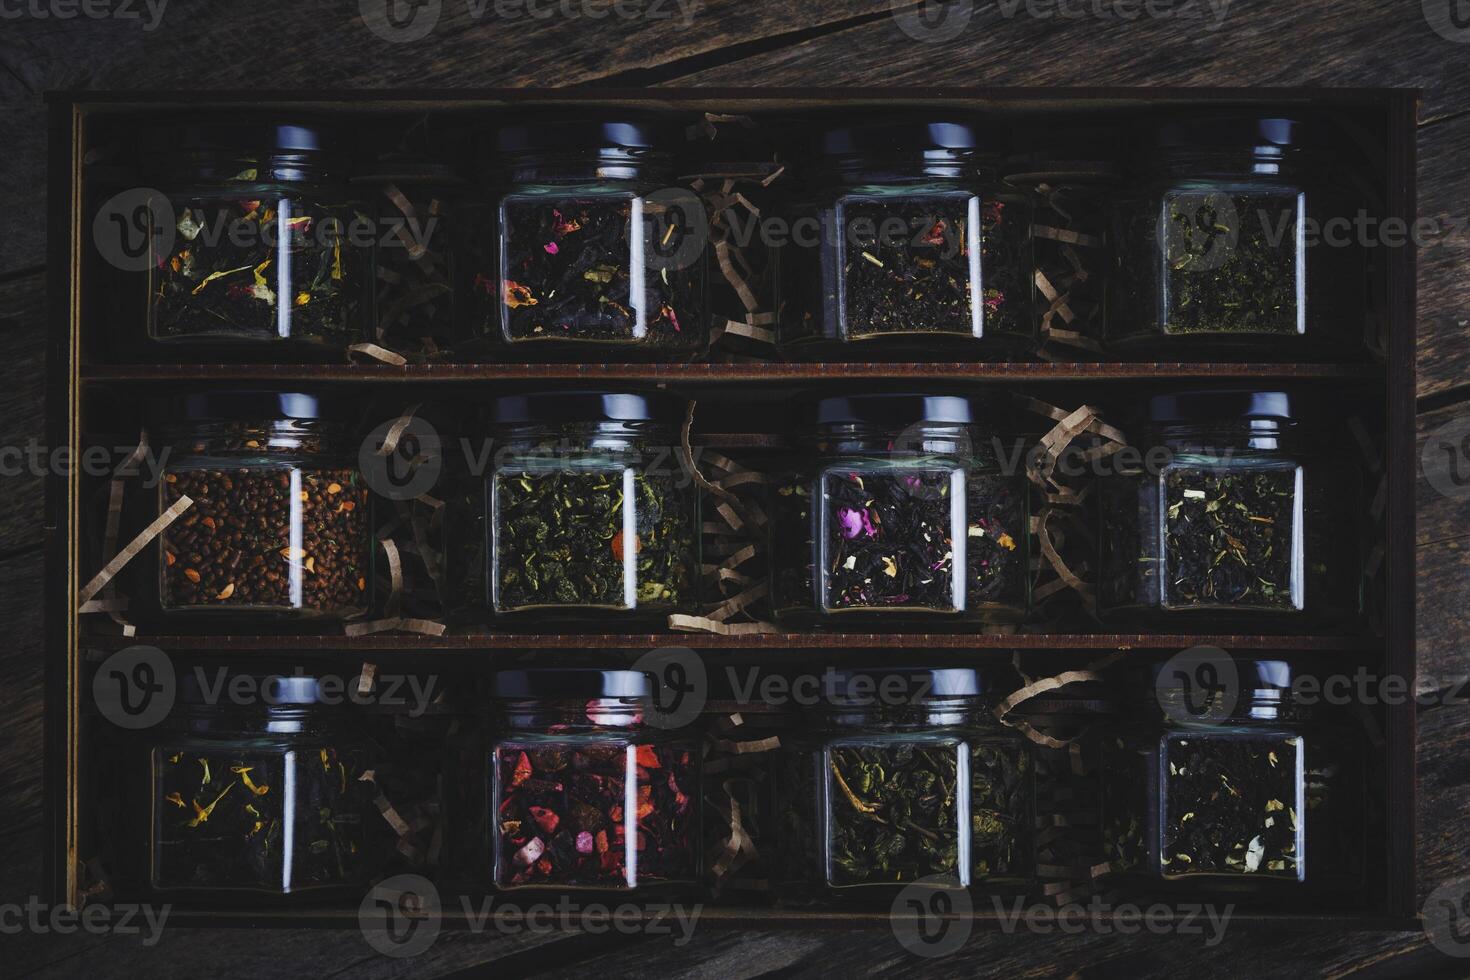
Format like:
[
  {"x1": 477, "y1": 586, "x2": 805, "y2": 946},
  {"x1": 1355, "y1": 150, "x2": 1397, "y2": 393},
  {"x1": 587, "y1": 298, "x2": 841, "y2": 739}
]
[
  {"x1": 114, "y1": 385, "x2": 1370, "y2": 631},
  {"x1": 90, "y1": 111, "x2": 1381, "y2": 362},
  {"x1": 112, "y1": 662, "x2": 1367, "y2": 903}
]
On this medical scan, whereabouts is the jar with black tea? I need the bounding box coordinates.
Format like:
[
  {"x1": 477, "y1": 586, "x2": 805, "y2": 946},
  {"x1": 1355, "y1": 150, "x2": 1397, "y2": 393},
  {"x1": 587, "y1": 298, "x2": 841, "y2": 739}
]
[
  {"x1": 145, "y1": 390, "x2": 372, "y2": 622},
  {"x1": 136, "y1": 118, "x2": 366, "y2": 358},
  {"x1": 1108, "y1": 115, "x2": 1371, "y2": 358},
  {"x1": 486, "y1": 391, "x2": 697, "y2": 622},
  {"x1": 780, "y1": 118, "x2": 1034, "y2": 357},
  {"x1": 769, "y1": 393, "x2": 1030, "y2": 625},
  {"x1": 482, "y1": 117, "x2": 707, "y2": 356},
  {"x1": 1100, "y1": 659, "x2": 1364, "y2": 898},
  {"x1": 134, "y1": 672, "x2": 375, "y2": 899},
  {"x1": 488, "y1": 669, "x2": 699, "y2": 893},
  {"x1": 775, "y1": 668, "x2": 1034, "y2": 898},
  {"x1": 1097, "y1": 389, "x2": 1363, "y2": 629}
]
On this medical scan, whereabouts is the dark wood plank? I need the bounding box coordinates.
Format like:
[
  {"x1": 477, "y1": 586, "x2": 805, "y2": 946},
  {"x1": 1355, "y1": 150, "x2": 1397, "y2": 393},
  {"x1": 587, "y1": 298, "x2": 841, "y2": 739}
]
[
  {"x1": 1416, "y1": 112, "x2": 1470, "y2": 402},
  {"x1": 671, "y1": 0, "x2": 1470, "y2": 122},
  {"x1": 0, "y1": 270, "x2": 49, "y2": 555}
]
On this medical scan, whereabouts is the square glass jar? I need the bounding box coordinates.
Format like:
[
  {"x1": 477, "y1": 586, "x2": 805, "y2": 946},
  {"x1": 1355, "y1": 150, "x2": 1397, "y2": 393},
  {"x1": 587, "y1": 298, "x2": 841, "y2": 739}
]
[
  {"x1": 1099, "y1": 660, "x2": 1366, "y2": 896},
  {"x1": 145, "y1": 390, "x2": 372, "y2": 623},
  {"x1": 134, "y1": 119, "x2": 367, "y2": 358},
  {"x1": 139, "y1": 675, "x2": 374, "y2": 898},
  {"x1": 779, "y1": 118, "x2": 1035, "y2": 358},
  {"x1": 1098, "y1": 389, "x2": 1365, "y2": 629},
  {"x1": 775, "y1": 669, "x2": 1035, "y2": 897},
  {"x1": 481, "y1": 118, "x2": 707, "y2": 357},
  {"x1": 1107, "y1": 115, "x2": 1376, "y2": 359},
  {"x1": 770, "y1": 394, "x2": 1030, "y2": 626},
  {"x1": 488, "y1": 671, "x2": 699, "y2": 893},
  {"x1": 485, "y1": 392, "x2": 698, "y2": 622}
]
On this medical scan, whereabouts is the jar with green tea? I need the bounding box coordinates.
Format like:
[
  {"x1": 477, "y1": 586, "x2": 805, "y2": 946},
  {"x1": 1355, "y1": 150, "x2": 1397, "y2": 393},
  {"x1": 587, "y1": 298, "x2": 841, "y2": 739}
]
[
  {"x1": 1097, "y1": 389, "x2": 1364, "y2": 629},
  {"x1": 1108, "y1": 115, "x2": 1372, "y2": 358},
  {"x1": 486, "y1": 391, "x2": 697, "y2": 622},
  {"x1": 1100, "y1": 659, "x2": 1365, "y2": 899},
  {"x1": 136, "y1": 118, "x2": 367, "y2": 358},
  {"x1": 135, "y1": 672, "x2": 375, "y2": 899},
  {"x1": 481, "y1": 117, "x2": 708, "y2": 357},
  {"x1": 144, "y1": 390, "x2": 372, "y2": 623},
  {"x1": 780, "y1": 118, "x2": 1034, "y2": 357},
  {"x1": 775, "y1": 668, "x2": 1034, "y2": 898},
  {"x1": 488, "y1": 669, "x2": 699, "y2": 894},
  {"x1": 769, "y1": 393, "x2": 1030, "y2": 626}
]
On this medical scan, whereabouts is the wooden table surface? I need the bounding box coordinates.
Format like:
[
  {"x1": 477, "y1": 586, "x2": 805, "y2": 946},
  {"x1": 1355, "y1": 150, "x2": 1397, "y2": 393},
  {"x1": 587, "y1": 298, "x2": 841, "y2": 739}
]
[{"x1": 5, "y1": 2, "x2": 1469, "y2": 976}]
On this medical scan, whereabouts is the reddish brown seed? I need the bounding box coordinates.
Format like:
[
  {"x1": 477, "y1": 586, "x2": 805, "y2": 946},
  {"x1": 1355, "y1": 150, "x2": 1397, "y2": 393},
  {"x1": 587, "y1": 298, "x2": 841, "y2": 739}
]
[{"x1": 184, "y1": 568, "x2": 201, "y2": 583}]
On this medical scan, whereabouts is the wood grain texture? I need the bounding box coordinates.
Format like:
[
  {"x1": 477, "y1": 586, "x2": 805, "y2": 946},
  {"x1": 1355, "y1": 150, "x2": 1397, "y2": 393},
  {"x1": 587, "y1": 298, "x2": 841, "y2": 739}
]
[{"x1": 1, "y1": 1, "x2": 1467, "y2": 976}]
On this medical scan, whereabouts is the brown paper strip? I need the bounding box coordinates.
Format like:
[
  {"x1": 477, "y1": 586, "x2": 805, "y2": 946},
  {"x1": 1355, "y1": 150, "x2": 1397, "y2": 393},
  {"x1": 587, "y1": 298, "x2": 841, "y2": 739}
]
[
  {"x1": 667, "y1": 615, "x2": 779, "y2": 635},
  {"x1": 79, "y1": 495, "x2": 193, "y2": 606},
  {"x1": 348, "y1": 342, "x2": 409, "y2": 366},
  {"x1": 1034, "y1": 224, "x2": 1102, "y2": 247}
]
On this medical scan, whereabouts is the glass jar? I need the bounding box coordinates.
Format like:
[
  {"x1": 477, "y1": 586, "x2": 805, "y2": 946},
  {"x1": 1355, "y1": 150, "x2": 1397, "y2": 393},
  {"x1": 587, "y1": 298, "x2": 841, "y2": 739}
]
[
  {"x1": 488, "y1": 669, "x2": 699, "y2": 893},
  {"x1": 775, "y1": 668, "x2": 1034, "y2": 896},
  {"x1": 480, "y1": 117, "x2": 707, "y2": 356},
  {"x1": 770, "y1": 394, "x2": 1030, "y2": 625},
  {"x1": 137, "y1": 118, "x2": 366, "y2": 358},
  {"x1": 1108, "y1": 115, "x2": 1371, "y2": 359},
  {"x1": 486, "y1": 391, "x2": 698, "y2": 621},
  {"x1": 1097, "y1": 389, "x2": 1363, "y2": 629},
  {"x1": 780, "y1": 118, "x2": 1034, "y2": 357},
  {"x1": 1100, "y1": 659, "x2": 1364, "y2": 897},
  {"x1": 356, "y1": 130, "x2": 483, "y2": 357},
  {"x1": 138, "y1": 673, "x2": 374, "y2": 898},
  {"x1": 1002, "y1": 122, "x2": 1122, "y2": 351},
  {"x1": 146, "y1": 390, "x2": 372, "y2": 622}
]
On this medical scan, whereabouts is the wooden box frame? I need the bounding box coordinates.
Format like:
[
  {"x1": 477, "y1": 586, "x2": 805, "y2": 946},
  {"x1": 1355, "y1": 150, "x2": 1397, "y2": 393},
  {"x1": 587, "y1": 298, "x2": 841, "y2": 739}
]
[{"x1": 44, "y1": 87, "x2": 1418, "y2": 929}]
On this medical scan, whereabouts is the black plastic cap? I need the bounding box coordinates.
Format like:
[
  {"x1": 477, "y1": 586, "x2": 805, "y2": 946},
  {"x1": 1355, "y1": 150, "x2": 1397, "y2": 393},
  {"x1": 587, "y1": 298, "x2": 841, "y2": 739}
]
[
  {"x1": 491, "y1": 669, "x2": 651, "y2": 699},
  {"x1": 811, "y1": 393, "x2": 993, "y2": 428},
  {"x1": 154, "y1": 389, "x2": 345, "y2": 424},
  {"x1": 818, "y1": 118, "x2": 987, "y2": 157},
  {"x1": 143, "y1": 117, "x2": 338, "y2": 158},
  {"x1": 1145, "y1": 389, "x2": 1295, "y2": 425},
  {"x1": 487, "y1": 391, "x2": 680, "y2": 425},
  {"x1": 1150, "y1": 115, "x2": 1312, "y2": 152},
  {"x1": 824, "y1": 667, "x2": 983, "y2": 701},
  {"x1": 491, "y1": 116, "x2": 672, "y2": 155}
]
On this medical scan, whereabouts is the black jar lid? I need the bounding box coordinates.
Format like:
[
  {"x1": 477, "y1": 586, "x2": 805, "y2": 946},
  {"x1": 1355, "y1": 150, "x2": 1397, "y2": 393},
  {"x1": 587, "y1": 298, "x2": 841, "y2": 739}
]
[
  {"x1": 492, "y1": 669, "x2": 651, "y2": 699},
  {"x1": 1149, "y1": 114, "x2": 1315, "y2": 153},
  {"x1": 487, "y1": 391, "x2": 680, "y2": 425},
  {"x1": 1145, "y1": 389, "x2": 1295, "y2": 425},
  {"x1": 1144, "y1": 657, "x2": 1292, "y2": 694},
  {"x1": 490, "y1": 116, "x2": 673, "y2": 156},
  {"x1": 810, "y1": 393, "x2": 992, "y2": 428},
  {"x1": 817, "y1": 118, "x2": 989, "y2": 157},
  {"x1": 142, "y1": 117, "x2": 339, "y2": 159},
  {"x1": 178, "y1": 670, "x2": 329, "y2": 708},
  {"x1": 823, "y1": 667, "x2": 984, "y2": 702},
  {"x1": 152, "y1": 389, "x2": 346, "y2": 424}
]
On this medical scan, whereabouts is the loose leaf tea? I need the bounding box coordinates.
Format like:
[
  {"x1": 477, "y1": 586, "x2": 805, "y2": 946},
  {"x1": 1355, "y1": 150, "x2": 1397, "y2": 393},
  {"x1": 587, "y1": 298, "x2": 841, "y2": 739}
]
[
  {"x1": 1162, "y1": 736, "x2": 1302, "y2": 878},
  {"x1": 824, "y1": 740, "x2": 1030, "y2": 886},
  {"x1": 153, "y1": 747, "x2": 367, "y2": 891},
  {"x1": 818, "y1": 468, "x2": 1023, "y2": 614},
  {"x1": 160, "y1": 467, "x2": 370, "y2": 614},
  {"x1": 835, "y1": 196, "x2": 1026, "y2": 341},
  {"x1": 1160, "y1": 191, "x2": 1301, "y2": 336},
  {"x1": 492, "y1": 197, "x2": 699, "y2": 345},
  {"x1": 1162, "y1": 466, "x2": 1299, "y2": 610},
  {"x1": 495, "y1": 741, "x2": 696, "y2": 888},
  {"x1": 493, "y1": 469, "x2": 694, "y2": 613},
  {"x1": 151, "y1": 195, "x2": 360, "y2": 345}
]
